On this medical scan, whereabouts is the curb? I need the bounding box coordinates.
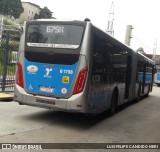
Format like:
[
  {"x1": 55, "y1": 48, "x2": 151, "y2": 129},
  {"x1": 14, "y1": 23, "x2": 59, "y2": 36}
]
[{"x1": 0, "y1": 93, "x2": 14, "y2": 101}]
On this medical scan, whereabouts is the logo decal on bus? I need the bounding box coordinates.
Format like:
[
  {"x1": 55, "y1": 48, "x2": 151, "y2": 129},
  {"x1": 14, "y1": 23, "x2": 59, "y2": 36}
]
[
  {"x1": 44, "y1": 68, "x2": 52, "y2": 78},
  {"x1": 40, "y1": 86, "x2": 54, "y2": 93},
  {"x1": 27, "y1": 65, "x2": 38, "y2": 73},
  {"x1": 29, "y1": 84, "x2": 33, "y2": 90},
  {"x1": 62, "y1": 76, "x2": 69, "y2": 84},
  {"x1": 61, "y1": 88, "x2": 67, "y2": 94}
]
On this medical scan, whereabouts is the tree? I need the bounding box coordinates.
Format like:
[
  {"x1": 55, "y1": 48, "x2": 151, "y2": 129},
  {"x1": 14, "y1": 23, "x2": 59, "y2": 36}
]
[
  {"x1": 34, "y1": 13, "x2": 39, "y2": 19},
  {"x1": 34, "y1": 7, "x2": 53, "y2": 19},
  {"x1": 0, "y1": 0, "x2": 24, "y2": 19}
]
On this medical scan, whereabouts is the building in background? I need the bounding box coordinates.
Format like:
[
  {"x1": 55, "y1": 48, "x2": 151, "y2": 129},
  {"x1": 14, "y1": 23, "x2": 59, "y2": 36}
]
[{"x1": 19, "y1": 2, "x2": 41, "y2": 22}]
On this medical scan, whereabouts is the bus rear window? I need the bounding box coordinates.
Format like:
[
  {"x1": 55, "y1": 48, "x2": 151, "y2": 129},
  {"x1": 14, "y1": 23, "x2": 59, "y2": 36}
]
[
  {"x1": 25, "y1": 51, "x2": 79, "y2": 65},
  {"x1": 26, "y1": 24, "x2": 84, "y2": 49}
]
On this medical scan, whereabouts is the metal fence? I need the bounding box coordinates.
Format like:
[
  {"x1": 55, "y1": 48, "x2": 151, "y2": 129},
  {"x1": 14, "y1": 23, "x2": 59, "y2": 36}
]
[{"x1": 0, "y1": 32, "x2": 19, "y2": 92}]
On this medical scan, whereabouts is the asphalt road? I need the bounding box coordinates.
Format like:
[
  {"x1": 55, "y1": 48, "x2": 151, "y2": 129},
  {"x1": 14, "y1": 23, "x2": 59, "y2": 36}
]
[{"x1": 0, "y1": 86, "x2": 160, "y2": 152}]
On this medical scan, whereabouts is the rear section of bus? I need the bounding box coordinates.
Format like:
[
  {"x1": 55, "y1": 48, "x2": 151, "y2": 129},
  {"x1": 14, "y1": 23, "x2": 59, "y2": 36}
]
[
  {"x1": 154, "y1": 65, "x2": 160, "y2": 87},
  {"x1": 14, "y1": 19, "x2": 92, "y2": 113}
]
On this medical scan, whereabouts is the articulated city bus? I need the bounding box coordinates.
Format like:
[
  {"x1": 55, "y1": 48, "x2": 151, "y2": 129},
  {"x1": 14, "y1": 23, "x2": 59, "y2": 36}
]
[
  {"x1": 14, "y1": 19, "x2": 155, "y2": 115},
  {"x1": 144, "y1": 54, "x2": 160, "y2": 87}
]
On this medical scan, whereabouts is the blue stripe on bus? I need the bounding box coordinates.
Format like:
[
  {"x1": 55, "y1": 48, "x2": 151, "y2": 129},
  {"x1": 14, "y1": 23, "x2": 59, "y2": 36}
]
[
  {"x1": 157, "y1": 73, "x2": 160, "y2": 81},
  {"x1": 138, "y1": 72, "x2": 152, "y2": 82}
]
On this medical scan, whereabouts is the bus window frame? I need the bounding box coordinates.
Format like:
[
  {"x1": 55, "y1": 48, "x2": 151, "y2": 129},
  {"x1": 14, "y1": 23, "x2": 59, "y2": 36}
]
[{"x1": 25, "y1": 21, "x2": 87, "y2": 52}]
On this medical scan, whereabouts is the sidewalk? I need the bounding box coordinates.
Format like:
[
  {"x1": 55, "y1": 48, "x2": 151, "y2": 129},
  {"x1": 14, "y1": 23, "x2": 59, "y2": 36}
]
[{"x1": 0, "y1": 92, "x2": 14, "y2": 101}]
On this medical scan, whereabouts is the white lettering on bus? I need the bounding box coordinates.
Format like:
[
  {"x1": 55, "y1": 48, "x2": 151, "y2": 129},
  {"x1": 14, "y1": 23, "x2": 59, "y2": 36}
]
[
  {"x1": 46, "y1": 26, "x2": 64, "y2": 34},
  {"x1": 60, "y1": 69, "x2": 73, "y2": 75}
]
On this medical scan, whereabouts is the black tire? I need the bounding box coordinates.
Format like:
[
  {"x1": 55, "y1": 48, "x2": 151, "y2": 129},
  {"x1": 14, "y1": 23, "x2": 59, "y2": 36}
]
[
  {"x1": 108, "y1": 91, "x2": 117, "y2": 116},
  {"x1": 135, "y1": 89, "x2": 140, "y2": 102},
  {"x1": 145, "y1": 84, "x2": 150, "y2": 97}
]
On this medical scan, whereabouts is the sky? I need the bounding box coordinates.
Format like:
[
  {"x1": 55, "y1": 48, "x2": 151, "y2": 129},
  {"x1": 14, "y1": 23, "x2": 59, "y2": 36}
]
[{"x1": 22, "y1": 0, "x2": 160, "y2": 54}]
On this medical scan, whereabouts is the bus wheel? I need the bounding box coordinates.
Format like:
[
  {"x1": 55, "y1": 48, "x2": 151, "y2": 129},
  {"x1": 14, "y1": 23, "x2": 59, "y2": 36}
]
[
  {"x1": 108, "y1": 92, "x2": 118, "y2": 116},
  {"x1": 135, "y1": 89, "x2": 140, "y2": 102},
  {"x1": 145, "y1": 84, "x2": 150, "y2": 97}
]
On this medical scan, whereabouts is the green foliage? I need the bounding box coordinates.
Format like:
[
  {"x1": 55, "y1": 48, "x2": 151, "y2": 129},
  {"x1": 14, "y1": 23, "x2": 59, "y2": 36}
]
[
  {"x1": 0, "y1": 47, "x2": 17, "y2": 75},
  {"x1": 34, "y1": 7, "x2": 53, "y2": 19},
  {"x1": 3, "y1": 19, "x2": 12, "y2": 25},
  {"x1": 0, "y1": 48, "x2": 4, "y2": 64},
  {"x1": 0, "y1": 0, "x2": 24, "y2": 19},
  {"x1": 34, "y1": 13, "x2": 39, "y2": 19}
]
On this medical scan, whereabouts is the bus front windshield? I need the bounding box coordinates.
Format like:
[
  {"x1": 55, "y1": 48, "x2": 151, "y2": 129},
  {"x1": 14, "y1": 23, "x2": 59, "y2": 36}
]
[{"x1": 26, "y1": 24, "x2": 84, "y2": 49}]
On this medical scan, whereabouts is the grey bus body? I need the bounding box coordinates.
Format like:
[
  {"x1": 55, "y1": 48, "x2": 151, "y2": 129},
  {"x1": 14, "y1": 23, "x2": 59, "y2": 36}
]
[
  {"x1": 14, "y1": 19, "x2": 154, "y2": 115},
  {"x1": 154, "y1": 65, "x2": 160, "y2": 87}
]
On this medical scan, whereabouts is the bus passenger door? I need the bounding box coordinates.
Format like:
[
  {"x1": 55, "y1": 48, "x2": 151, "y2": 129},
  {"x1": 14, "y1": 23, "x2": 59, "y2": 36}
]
[
  {"x1": 125, "y1": 55, "x2": 132, "y2": 99},
  {"x1": 142, "y1": 63, "x2": 146, "y2": 94}
]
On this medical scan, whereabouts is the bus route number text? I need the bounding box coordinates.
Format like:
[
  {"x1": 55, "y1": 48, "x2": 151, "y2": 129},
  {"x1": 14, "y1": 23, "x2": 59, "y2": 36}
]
[{"x1": 46, "y1": 26, "x2": 64, "y2": 34}]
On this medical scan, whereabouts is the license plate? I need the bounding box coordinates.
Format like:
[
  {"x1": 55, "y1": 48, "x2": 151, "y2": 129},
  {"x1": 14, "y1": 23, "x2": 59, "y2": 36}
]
[
  {"x1": 40, "y1": 86, "x2": 54, "y2": 93},
  {"x1": 36, "y1": 98, "x2": 55, "y2": 105}
]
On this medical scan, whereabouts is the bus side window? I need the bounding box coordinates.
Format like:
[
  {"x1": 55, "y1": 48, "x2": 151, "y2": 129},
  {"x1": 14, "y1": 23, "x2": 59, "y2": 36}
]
[
  {"x1": 92, "y1": 36, "x2": 105, "y2": 73},
  {"x1": 137, "y1": 59, "x2": 144, "y2": 83},
  {"x1": 92, "y1": 35, "x2": 112, "y2": 84},
  {"x1": 93, "y1": 52, "x2": 104, "y2": 72},
  {"x1": 92, "y1": 36, "x2": 105, "y2": 83}
]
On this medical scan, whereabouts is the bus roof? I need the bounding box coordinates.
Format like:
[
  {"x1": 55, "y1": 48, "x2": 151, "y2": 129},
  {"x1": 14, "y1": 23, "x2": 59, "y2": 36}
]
[
  {"x1": 27, "y1": 18, "x2": 89, "y2": 24},
  {"x1": 25, "y1": 19, "x2": 154, "y2": 65},
  {"x1": 138, "y1": 52, "x2": 154, "y2": 64}
]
